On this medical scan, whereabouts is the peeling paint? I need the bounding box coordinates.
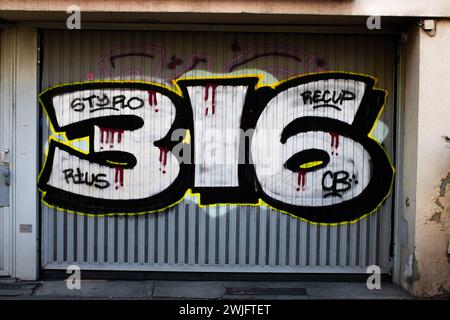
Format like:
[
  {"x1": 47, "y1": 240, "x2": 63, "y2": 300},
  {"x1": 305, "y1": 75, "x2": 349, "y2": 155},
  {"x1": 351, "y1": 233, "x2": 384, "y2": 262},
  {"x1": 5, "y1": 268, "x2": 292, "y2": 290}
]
[
  {"x1": 447, "y1": 240, "x2": 450, "y2": 257},
  {"x1": 412, "y1": 255, "x2": 421, "y2": 283},
  {"x1": 404, "y1": 254, "x2": 421, "y2": 284},
  {"x1": 437, "y1": 284, "x2": 450, "y2": 298},
  {"x1": 435, "y1": 198, "x2": 444, "y2": 210},
  {"x1": 403, "y1": 255, "x2": 413, "y2": 279},
  {"x1": 429, "y1": 211, "x2": 441, "y2": 223},
  {"x1": 432, "y1": 173, "x2": 449, "y2": 222},
  {"x1": 438, "y1": 173, "x2": 450, "y2": 197},
  {"x1": 443, "y1": 135, "x2": 450, "y2": 148}
]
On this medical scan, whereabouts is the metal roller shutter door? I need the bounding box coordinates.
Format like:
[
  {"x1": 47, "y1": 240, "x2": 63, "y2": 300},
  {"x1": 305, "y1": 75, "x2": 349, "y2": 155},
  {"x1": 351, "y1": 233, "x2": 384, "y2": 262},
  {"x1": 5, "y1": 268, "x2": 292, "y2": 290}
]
[{"x1": 40, "y1": 29, "x2": 397, "y2": 273}]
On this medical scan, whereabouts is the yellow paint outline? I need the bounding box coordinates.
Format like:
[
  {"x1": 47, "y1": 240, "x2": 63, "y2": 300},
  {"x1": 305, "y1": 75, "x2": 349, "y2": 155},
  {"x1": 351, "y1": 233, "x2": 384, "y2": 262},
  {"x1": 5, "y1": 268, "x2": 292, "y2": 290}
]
[
  {"x1": 105, "y1": 160, "x2": 129, "y2": 166},
  {"x1": 299, "y1": 161, "x2": 324, "y2": 170},
  {"x1": 181, "y1": 129, "x2": 191, "y2": 144},
  {"x1": 38, "y1": 71, "x2": 395, "y2": 226}
]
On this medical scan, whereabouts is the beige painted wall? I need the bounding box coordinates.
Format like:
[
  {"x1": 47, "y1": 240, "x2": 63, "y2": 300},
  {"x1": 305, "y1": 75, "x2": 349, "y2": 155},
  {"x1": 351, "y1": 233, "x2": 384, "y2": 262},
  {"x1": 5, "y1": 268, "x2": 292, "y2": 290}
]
[
  {"x1": 403, "y1": 21, "x2": 450, "y2": 297},
  {"x1": 0, "y1": 0, "x2": 450, "y2": 17},
  {"x1": 1, "y1": 0, "x2": 449, "y2": 297}
]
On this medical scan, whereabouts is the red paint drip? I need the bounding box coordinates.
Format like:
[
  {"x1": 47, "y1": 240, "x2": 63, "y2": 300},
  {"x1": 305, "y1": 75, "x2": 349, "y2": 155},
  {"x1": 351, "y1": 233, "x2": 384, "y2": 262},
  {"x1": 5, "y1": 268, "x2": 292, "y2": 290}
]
[
  {"x1": 147, "y1": 90, "x2": 158, "y2": 112},
  {"x1": 297, "y1": 169, "x2": 307, "y2": 191},
  {"x1": 330, "y1": 132, "x2": 340, "y2": 156},
  {"x1": 204, "y1": 83, "x2": 218, "y2": 115},
  {"x1": 100, "y1": 127, "x2": 105, "y2": 149},
  {"x1": 117, "y1": 129, "x2": 124, "y2": 143},
  {"x1": 114, "y1": 166, "x2": 124, "y2": 190},
  {"x1": 99, "y1": 128, "x2": 125, "y2": 150},
  {"x1": 158, "y1": 147, "x2": 169, "y2": 174},
  {"x1": 108, "y1": 130, "x2": 115, "y2": 148}
]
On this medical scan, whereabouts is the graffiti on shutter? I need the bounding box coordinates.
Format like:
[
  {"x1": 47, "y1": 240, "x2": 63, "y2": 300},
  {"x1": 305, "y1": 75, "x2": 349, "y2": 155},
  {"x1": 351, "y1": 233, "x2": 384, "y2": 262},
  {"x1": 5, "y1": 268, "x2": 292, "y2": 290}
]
[{"x1": 38, "y1": 71, "x2": 394, "y2": 224}]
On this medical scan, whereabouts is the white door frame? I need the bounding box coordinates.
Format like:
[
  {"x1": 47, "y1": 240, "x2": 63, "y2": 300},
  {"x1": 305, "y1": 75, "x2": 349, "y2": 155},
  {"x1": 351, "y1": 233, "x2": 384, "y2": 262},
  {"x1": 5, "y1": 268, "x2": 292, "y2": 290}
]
[
  {"x1": 0, "y1": 25, "x2": 38, "y2": 280},
  {"x1": 0, "y1": 25, "x2": 14, "y2": 277}
]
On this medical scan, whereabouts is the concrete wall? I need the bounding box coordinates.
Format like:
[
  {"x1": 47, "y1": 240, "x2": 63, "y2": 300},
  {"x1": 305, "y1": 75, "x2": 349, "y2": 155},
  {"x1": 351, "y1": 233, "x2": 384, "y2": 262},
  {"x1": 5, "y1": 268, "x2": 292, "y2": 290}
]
[
  {"x1": 403, "y1": 21, "x2": 450, "y2": 297},
  {"x1": 400, "y1": 25, "x2": 420, "y2": 293},
  {"x1": 0, "y1": 0, "x2": 449, "y2": 17}
]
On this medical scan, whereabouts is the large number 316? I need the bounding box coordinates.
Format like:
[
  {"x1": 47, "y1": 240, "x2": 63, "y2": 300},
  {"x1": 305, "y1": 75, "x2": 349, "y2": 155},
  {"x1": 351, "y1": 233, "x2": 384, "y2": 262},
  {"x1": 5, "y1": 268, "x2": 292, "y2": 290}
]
[{"x1": 38, "y1": 73, "x2": 394, "y2": 223}]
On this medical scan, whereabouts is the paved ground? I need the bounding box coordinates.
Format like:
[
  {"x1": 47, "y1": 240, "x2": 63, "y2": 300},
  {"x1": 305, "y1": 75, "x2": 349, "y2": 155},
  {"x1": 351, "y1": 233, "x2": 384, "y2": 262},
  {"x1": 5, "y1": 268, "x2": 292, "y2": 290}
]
[{"x1": 0, "y1": 279, "x2": 411, "y2": 300}]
